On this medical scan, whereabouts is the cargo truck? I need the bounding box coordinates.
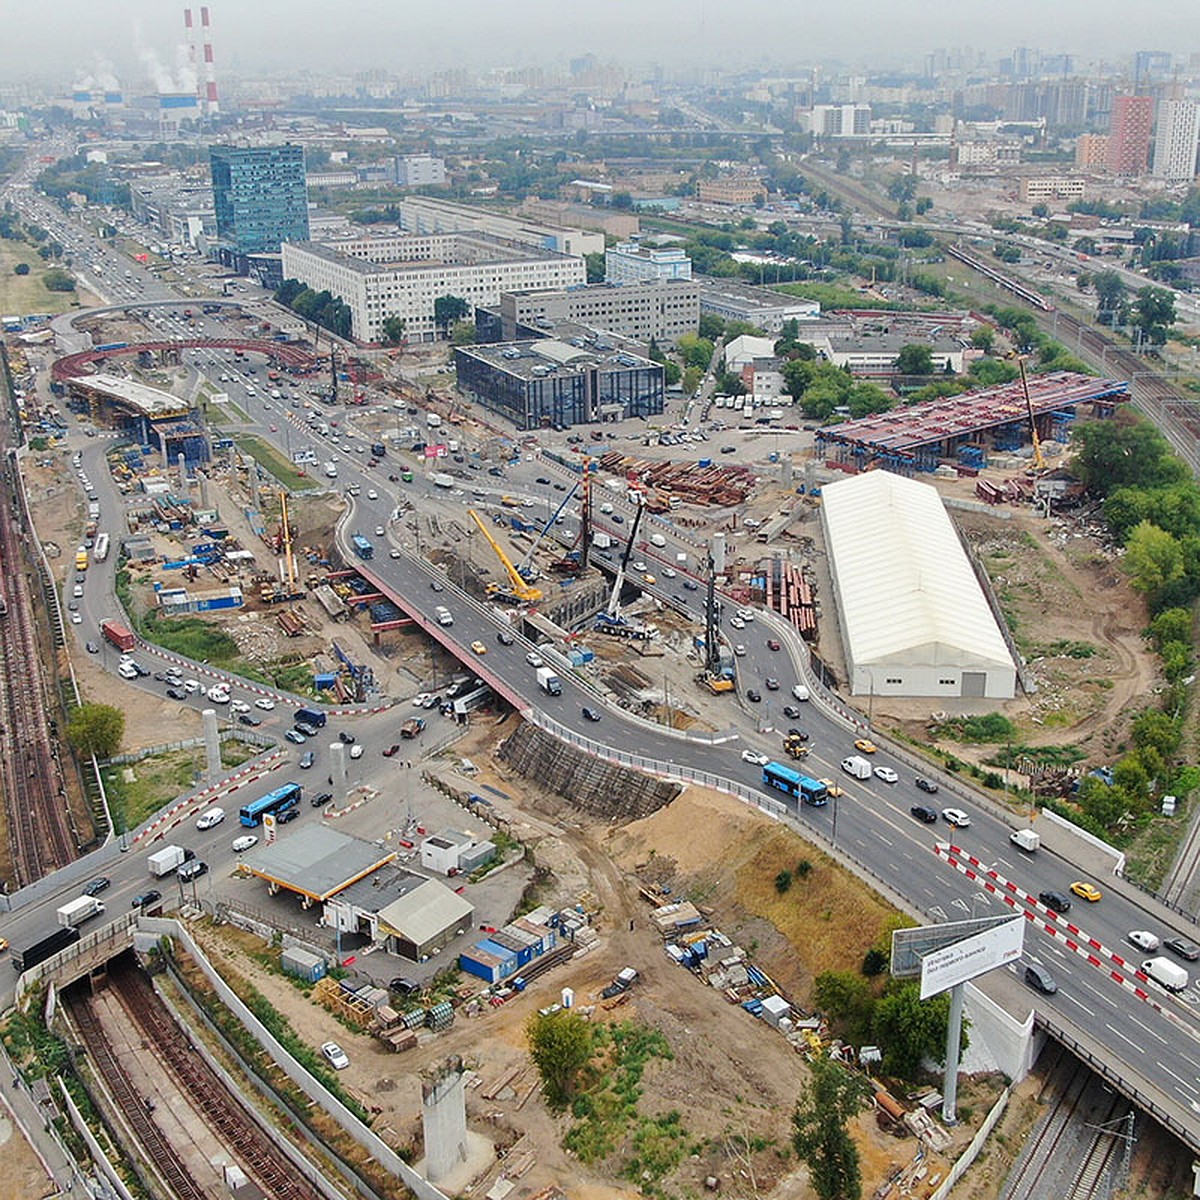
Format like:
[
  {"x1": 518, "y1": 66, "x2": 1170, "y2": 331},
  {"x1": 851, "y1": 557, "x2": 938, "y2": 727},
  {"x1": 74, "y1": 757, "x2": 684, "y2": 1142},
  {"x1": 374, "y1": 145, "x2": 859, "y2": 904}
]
[
  {"x1": 148, "y1": 844, "x2": 192, "y2": 877},
  {"x1": 324, "y1": 461, "x2": 338, "y2": 478},
  {"x1": 12, "y1": 925, "x2": 80, "y2": 973},
  {"x1": 101, "y1": 619, "x2": 136, "y2": 652},
  {"x1": 593, "y1": 532, "x2": 613, "y2": 550},
  {"x1": 294, "y1": 707, "x2": 327, "y2": 728},
  {"x1": 1142, "y1": 956, "x2": 1189, "y2": 993},
  {"x1": 57, "y1": 895, "x2": 106, "y2": 927},
  {"x1": 400, "y1": 717, "x2": 426, "y2": 739},
  {"x1": 431, "y1": 472, "x2": 454, "y2": 488},
  {"x1": 1010, "y1": 829, "x2": 1040, "y2": 853},
  {"x1": 840, "y1": 755, "x2": 872, "y2": 780},
  {"x1": 536, "y1": 666, "x2": 563, "y2": 696}
]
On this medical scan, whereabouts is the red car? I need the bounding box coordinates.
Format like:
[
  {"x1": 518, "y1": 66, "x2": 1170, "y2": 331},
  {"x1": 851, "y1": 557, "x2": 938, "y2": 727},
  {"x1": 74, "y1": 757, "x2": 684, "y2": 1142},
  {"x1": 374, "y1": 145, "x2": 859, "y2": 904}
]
[
  {"x1": 767, "y1": 639, "x2": 781, "y2": 651},
  {"x1": 382, "y1": 743, "x2": 401, "y2": 757}
]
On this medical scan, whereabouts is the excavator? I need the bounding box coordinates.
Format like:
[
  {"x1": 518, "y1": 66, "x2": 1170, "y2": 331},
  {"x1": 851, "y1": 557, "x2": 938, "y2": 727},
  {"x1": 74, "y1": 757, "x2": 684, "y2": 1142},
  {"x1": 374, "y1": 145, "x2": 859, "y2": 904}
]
[{"x1": 467, "y1": 508, "x2": 542, "y2": 604}]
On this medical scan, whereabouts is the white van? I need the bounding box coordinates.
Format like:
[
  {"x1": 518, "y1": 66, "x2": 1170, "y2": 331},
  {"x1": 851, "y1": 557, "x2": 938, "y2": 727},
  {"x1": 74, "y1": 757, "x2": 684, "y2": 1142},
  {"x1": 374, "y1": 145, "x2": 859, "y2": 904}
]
[
  {"x1": 649, "y1": 533, "x2": 667, "y2": 548},
  {"x1": 791, "y1": 684, "x2": 810, "y2": 702},
  {"x1": 434, "y1": 606, "x2": 453, "y2": 626},
  {"x1": 196, "y1": 806, "x2": 226, "y2": 830}
]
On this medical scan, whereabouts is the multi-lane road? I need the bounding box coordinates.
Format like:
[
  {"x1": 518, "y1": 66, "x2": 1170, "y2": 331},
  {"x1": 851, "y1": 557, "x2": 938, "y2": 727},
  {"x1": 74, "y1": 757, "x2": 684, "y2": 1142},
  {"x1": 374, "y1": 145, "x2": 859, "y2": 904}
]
[{"x1": 7, "y1": 169, "x2": 1200, "y2": 1150}]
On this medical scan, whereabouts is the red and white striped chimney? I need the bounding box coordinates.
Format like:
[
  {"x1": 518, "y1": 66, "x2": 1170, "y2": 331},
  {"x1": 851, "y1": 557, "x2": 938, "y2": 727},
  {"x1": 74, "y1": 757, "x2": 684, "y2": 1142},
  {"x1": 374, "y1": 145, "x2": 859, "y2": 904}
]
[{"x1": 200, "y1": 6, "x2": 219, "y2": 116}]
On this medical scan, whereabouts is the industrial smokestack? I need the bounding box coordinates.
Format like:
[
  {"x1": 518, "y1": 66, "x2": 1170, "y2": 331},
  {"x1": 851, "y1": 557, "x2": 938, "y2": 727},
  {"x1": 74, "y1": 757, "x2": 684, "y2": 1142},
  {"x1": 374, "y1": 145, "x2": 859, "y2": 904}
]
[
  {"x1": 200, "y1": 6, "x2": 219, "y2": 115},
  {"x1": 183, "y1": 8, "x2": 196, "y2": 72}
]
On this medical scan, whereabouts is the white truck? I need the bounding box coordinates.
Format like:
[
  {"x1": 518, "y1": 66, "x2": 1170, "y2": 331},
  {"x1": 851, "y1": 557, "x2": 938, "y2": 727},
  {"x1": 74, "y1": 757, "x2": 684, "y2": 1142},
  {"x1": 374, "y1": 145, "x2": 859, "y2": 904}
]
[
  {"x1": 324, "y1": 461, "x2": 338, "y2": 479},
  {"x1": 57, "y1": 895, "x2": 105, "y2": 927},
  {"x1": 536, "y1": 665, "x2": 563, "y2": 696},
  {"x1": 593, "y1": 532, "x2": 613, "y2": 550},
  {"x1": 431, "y1": 472, "x2": 454, "y2": 488},
  {"x1": 841, "y1": 755, "x2": 872, "y2": 780},
  {"x1": 427, "y1": 413, "x2": 443, "y2": 428},
  {"x1": 649, "y1": 533, "x2": 667, "y2": 547},
  {"x1": 791, "y1": 683, "x2": 810, "y2": 702},
  {"x1": 148, "y1": 844, "x2": 190, "y2": 877},
  {"x1": 1142, "y1": 956, "x2": 1189, "y2": 993},
  {"x1": 1010, "y1": 828, "x2": 1040, "y2": 853}
]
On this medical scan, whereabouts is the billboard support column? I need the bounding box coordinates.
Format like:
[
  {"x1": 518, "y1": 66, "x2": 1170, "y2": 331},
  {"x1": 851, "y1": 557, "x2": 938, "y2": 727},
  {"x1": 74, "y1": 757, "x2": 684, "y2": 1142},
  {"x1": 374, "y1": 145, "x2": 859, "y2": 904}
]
[{"x1": 942, "y1": 981, "x2": 965, "y2": 1126}]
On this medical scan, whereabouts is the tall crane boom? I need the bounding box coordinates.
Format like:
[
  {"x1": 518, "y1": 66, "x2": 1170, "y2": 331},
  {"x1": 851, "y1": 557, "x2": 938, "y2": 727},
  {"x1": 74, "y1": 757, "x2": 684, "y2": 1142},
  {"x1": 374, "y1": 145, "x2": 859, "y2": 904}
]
[
  {"x1": 467, "y1": 509, "x2": 542, "y2": 603},
  {"x1": 1017, "y1": 356, "x2": 1045, "y2": 472},
  {"x1": 605, "y1": 500, "x2": 645, "y2": 618},
  {"x1": 518, "y1": 483, "x2": 579, "y2": 576}
]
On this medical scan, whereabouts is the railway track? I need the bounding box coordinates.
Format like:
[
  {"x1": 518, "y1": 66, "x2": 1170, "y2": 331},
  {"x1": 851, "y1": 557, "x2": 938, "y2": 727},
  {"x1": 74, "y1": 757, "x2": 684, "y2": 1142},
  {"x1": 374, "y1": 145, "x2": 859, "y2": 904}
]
[
  {"x1": 109, "y1": 959, "x2": 321, "y2": 1200},
  {"x1": 0, "y1": 444, "x2": 76, "y2": 885}
]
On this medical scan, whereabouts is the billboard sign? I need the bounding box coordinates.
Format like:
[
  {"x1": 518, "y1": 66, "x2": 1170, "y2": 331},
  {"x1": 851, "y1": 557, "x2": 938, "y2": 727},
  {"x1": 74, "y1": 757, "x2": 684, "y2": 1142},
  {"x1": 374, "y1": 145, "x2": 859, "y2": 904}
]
[
  {"x1": 919, "y1": 917, "x2": 1024, "y2": 999},
  {"x1": 424, "y1": 443, "x2": 447, "y2": 459}
]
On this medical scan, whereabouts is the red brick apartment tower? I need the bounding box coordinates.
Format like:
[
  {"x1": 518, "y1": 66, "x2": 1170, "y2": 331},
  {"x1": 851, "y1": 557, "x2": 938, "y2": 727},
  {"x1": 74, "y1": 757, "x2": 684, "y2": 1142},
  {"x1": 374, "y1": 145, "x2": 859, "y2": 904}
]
[{"x1": 1105, "y1": 95, "x2": 1154, "y2": 174}]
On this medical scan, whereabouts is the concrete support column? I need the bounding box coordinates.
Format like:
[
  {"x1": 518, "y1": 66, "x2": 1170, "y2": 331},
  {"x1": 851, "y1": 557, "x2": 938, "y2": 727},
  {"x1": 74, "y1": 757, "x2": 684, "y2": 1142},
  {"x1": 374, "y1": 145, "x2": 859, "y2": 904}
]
[{"x1": 202, "y1": 708, "x2": 221, "y2": 780}]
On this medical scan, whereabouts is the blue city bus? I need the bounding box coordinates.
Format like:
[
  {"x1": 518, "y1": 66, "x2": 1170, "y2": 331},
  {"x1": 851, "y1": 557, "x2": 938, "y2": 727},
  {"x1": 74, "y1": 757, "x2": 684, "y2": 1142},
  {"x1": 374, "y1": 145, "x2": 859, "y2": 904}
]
[
  {"x1": 762, "y1": 762, "x2": 829, "y2": 806},
  {"x1": 351, "y1": 533, "x2": 374, "y2": 560},
  {"x1": 239, "y1": 782, "x2": 303, "y2": 827}
]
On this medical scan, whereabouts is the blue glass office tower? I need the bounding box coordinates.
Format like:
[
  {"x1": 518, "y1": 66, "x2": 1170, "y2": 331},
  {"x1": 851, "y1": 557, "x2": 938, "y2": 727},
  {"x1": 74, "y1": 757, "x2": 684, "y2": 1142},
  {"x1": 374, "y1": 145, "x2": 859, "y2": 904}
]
[{"x1": 210, "y1": 143, "x2": 309, "y2": 254}]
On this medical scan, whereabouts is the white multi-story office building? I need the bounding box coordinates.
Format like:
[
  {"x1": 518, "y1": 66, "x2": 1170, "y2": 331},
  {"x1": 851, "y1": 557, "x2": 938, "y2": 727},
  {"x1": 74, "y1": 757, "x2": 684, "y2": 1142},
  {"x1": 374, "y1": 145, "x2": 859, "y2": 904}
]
[
  {"x1": 281, "y1": 232, "x2": 586, "y2": 344},
  {"x1": 396, "y1": 195, "x2": 603, "y2": 258},
  {"x1": 604, "y1": 240, "x2": 692, "y2": 285},
  {"x1": 498, "y1": 280, "x2": 699, "y2": 343},
  {"x1": 396, "y1": 154, "x2": 447, "y2": 187},
  {"x1": 1152, "y1": 99, "x2": 1200, "y2": 181}
]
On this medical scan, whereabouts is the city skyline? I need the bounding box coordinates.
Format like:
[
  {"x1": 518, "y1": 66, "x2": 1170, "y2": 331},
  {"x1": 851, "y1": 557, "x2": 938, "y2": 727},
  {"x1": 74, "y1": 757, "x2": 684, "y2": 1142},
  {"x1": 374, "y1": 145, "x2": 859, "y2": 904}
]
[{"x1": 6, "y1": 1, "x2": 1200, "y2": 86}]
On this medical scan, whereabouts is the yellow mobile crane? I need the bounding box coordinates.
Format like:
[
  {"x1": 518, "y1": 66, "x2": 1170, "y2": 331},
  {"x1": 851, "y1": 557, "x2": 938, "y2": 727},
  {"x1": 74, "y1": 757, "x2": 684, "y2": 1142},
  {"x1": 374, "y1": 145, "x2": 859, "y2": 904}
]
[
  {"x1": 467, "y1": 509, "x2": 543, "y2": 604},
  {"x1": 1017, "y1": 356, "x2": 1046, "y2": 472}
]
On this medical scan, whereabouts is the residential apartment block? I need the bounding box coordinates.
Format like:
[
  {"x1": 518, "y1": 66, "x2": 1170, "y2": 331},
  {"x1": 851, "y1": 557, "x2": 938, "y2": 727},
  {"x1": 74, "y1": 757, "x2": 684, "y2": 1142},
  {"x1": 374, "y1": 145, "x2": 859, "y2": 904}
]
[
  {"x1": 1152, "y1": 99, "x2": 1200, "y2": 181},
  {"x1": 496, "y1": 280, "x2": 699, "y2": 344},
  {"x1": 604, "y1": 240, "x2": 692, "y2": 284},
  {"x1": 1106, "y1": 96, "x2": 1154, "y2": 175},
  {"x1": 1018, "y1": 176, "x2": 1086, "y2": 203},
  {"x1": 280, "y1": 232, "x2": 586, "y2": 343}
]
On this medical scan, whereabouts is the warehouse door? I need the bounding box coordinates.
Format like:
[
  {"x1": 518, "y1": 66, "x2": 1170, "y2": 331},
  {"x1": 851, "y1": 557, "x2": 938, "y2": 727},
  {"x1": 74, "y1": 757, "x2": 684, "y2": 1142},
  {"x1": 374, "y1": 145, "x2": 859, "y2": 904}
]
[{"x1": 961, "y1": 672, "x2": 986, "y2": 697}]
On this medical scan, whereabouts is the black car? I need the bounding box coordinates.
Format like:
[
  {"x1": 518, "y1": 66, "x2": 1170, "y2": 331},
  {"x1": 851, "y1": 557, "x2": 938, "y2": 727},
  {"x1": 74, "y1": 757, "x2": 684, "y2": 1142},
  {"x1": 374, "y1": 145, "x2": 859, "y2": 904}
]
[
  {"x1": 238, "y1": 713, "x2": 262, "y2": 727},
  {"x1": 85, "y1": 641, "x2": 99, "y2": 654},
  {"x1": 83, "y1": 877, "x2": 111, "y2": 896},
  {"x1": 536, "y1": 476, "x2": 551, "y2": 485},
  {"x1": 745, "y1": 690, "x2": 762, "y2": 703},
  {"x1": 783, "y1": 705, "x2": 802, "y2": 719},
  {"x1": 311, "y1": 791, "x2": 333, "y2": 807},
  {"x1": 682, "y1": 580, "x2": 698, "y2": 591},
  {"x1": 277, "y1": 807, "x2": 300, "y2": 824},
  {"x1": 338, "y1": 731, "x2": 356, "y2": 744},
  {"x1": 1038, "y1": 889, "x2": 1072, "y2": 913},
  {"x1": 497, "y1": 630, "x2": 514, "y2": 645},
  {"x1": 553, "y1": 482, "x2": 566, "y2": 491},
  {"x1": 1165, "y1": 936, "x2": 1200, "y2": 961},
  {"x1": 787, "y1": 727, "x2": 809, "y2": 740},
  {"x1": 153, "y1": 671, "x2": 169, "y2": 682},
  {"x1": 582, "y1": 706, "x2": 602, "y2": 722},
  {"x1": 910, "y1": 804, "x2": 939, "y2": 823},
  {"x1": 389, "y1": 976, "x2": 421, "y2": 996},
  {"x1": 132, "y1": 890, "x2": 162, "y2": 909},
  {"x1": 488, "y1": 466, "x2": 504, "y2": 477},
  {"x1": 166, "y1": 686, "x2": 188, "y2": 700},
  {"x1": 915, "y1": 778, "x2": 939, "y2": 794},
  {"x1": 611, "y1": 514, "x2": 624, "y2": 523},
  {"x1": 430, "y1": 581, "x2": 444, "y2": 592},
  {"x1": 299, "y1": 750, "x2": 315, "y2": 769},
  {"x1": 1024, "y1": 963, "x2": 1058, "y2": 995}
]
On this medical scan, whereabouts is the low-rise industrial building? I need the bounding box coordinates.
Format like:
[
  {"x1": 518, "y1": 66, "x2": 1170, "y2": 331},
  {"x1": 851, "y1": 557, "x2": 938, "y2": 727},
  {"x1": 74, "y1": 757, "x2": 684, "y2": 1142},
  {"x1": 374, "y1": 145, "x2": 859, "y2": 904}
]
[
  {"x1": 821, "y1": 471, "x2": 1017, "y2": 700},
  {"x1": 455, "y1": 338, "x2": 664, "y2": 430},
  {"x1": 280, "y1": 232, "x2": 586, "y2": 343},
  {"x1": 420, "y1": 828, "x2": 496, "y2": 876},
  {"x1": 497, "y1": 280, "x2": 699, "y2": 344},
  {"x1": 695, "y1": 277, "x2": 820, "y2": 333},
  {"x1": 1018, "y1": 176, "x2": 1086, "y2": 203},
  {"x1": 696, "y1": 176, "x2": 768, "y2": 205}
]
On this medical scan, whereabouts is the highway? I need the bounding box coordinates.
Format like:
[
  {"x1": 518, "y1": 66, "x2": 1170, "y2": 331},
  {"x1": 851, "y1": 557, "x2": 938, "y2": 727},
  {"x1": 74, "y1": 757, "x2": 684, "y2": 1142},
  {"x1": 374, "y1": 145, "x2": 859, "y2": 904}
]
[{"x1": 7, "y1": 162, "x2": 1200, "y2": 1150}]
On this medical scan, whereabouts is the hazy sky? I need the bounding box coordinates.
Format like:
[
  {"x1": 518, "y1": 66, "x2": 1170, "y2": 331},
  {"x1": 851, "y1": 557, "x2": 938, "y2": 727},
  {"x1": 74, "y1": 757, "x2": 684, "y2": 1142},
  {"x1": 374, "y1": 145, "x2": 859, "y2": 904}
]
[{"x1": 7, "y1": 1, "x2": 1199, "y2": 87}]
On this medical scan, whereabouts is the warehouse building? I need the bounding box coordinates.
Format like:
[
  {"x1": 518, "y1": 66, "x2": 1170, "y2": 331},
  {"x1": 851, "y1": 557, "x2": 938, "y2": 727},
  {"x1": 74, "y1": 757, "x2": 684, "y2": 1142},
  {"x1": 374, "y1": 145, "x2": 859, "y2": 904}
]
[
  {"x1": 455, "y1": 338, "x2": 664, "y2": 430},
  {"x1": 820, "y1": 472, "x2": 1016, "y2": 700},
  {"x1": 281, "y1": 232, "x2": 586, "y2": 343}
]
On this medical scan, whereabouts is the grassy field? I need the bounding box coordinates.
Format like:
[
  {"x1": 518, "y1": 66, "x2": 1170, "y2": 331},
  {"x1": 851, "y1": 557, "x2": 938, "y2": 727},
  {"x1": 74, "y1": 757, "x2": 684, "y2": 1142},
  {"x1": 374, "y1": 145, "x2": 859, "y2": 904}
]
[
  {"x1": 772, "y1": 280, "x2": 909, "y2": 310},
  {"x1": 0, "y1": 235, "x2": 80, "y2": 318},
  {"x1": 233, "y1": 433, "x2": 317, "y2": 491}
]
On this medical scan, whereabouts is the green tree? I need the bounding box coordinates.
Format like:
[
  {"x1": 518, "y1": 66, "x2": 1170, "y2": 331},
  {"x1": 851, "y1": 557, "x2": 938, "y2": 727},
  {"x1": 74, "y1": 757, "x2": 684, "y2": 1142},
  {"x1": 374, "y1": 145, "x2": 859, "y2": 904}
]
[
  {"x1": 682, "y1": 365, "x2": 702, "y2": 394},
  {"x1": 66, "y1": 702, "x2": 124, "y2": 759},
  {"x1": 1122, "y1": 520, "x2": 1185, "y2": 603},
  {"x1": 1131, "y1": 709, "x2": 1182, "y2": 761},
  {"x1": 433, "y1": 294, "x2": 470, "y2": 335},
  {"x1": 1071, "y1": 417, "x2": 1188, "y2": 497},
  {"x1": 381, "y1": 315, "x2": 406, "y2": 346},
  {"x1": 662, "y1": 360, "x2": 681, "y2": 387},
  {"x1": 450, "y1": 320, "x2": 476, "y2": 346},
  {"x1": 813, "y1": 970, "x2": 875, "y2": 1045},
  {"x1": 872, "y1": 981, "x2": 965, "y2": 1079},
  {"x1": 894, "y1": 343, "x2": 934, "y2": 376},
  {"x1": 675, "y1": 333, "x2": 715, "y2": 370},
  {"x1": 1094, "y1": 270, "x2": 1128, "y2": 327},
  {"x1": 526, "y1": 1010, "x2": 593, "y2": 1110},
  {"x1": 584, "y1": 252, "x2": 605, "y2": 284},
  {"x1": 970, "y1": 326, "x2": 994, "y2": 352},
  {"x1": 1131, "y1": 285, "x2": 1177, "y2": 346},
  {"x1": 1149, "y1": 607, "x2": 1193, "y2": 651},
  {"x1": 13, "y1": 262, "x2": 30, "y2": 276},
  {"x1": 1031, "y1": 202, "x2": 1050, "y2": 218},
  {"x1": 791, "y1": 1058, "x2": 871, "y2": 1200},
  {"x1": 42, "y1": 267, "x2": 75, "y2": 292},
  {"x1": 698, "y1": 313, "x2": 727, "y2": 341},
  {"x1": 968, "y1": 358, "x2": 1019, "y2": 387}
]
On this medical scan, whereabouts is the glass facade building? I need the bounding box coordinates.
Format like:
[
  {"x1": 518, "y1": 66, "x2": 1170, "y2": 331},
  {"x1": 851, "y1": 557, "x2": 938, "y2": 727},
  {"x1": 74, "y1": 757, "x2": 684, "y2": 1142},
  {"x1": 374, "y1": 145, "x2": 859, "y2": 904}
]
[{"x1": 210, "y1": 144, "x2": 310, "y2": 254}]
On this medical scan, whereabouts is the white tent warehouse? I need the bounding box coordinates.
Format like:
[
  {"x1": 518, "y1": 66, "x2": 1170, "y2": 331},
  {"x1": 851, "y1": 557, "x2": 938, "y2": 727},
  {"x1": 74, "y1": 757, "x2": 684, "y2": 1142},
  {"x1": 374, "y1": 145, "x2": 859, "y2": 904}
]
[{"x1": 819, "y1": 471, "x2": 1016, "y2": 700}]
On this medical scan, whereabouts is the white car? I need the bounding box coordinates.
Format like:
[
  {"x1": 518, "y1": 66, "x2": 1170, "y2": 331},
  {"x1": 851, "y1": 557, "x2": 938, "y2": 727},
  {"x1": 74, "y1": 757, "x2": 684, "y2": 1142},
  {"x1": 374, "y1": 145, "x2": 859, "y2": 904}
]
[
  {"x1": 349, "y1": 744, "x2": 364, "y2": 759},
  {"x1": 662, "y1": 567, "x2": 677, "y2": 578},
  {"x1": 631, "y1": 561, "x2": 648, "y2": 573},
  {"x1": 526, "y1": 651, "x2": 544, "y2": 668},
  {"x1": 941, "y1": 807, "x2": 972, "y2": 828},
  {"x1": 71, "y1": 612, "x2": 82, "y2": 624},
  {"x1": 367, "y1": 489, "x2": 378, "y2": 500},
  {"x1": 321, "y1": 1041, "x2": 350, "y2": 1070},
  {"x1": 734, "y1": 644, "x2": 747, "y2": 657},
  {"x1": 229, "y1": 699, "x2": 251, "y2": 713},
  {"x1": 206, "y1": 687, "x2": 230, "y2": 704},
  {"x1": 730, "y1": 617, "x2": 745, "y2": 630},
  {"x1": 741, "y1": 749, "x2": 769, "y2": 766},
  {"x1": 413, "y1": 692, "x2": 433, "y2": 707},
  {"x1": 390, "y1": 548, "x2": 401, "y2": 558},
  {"x1": 183, "y1": 679, "x2": 201, "y2": 693},
  {"x1": 254, "y1": 697, "x2": 276, "y2": 710},
  {"x1": 737, "y1": 608, "x2": 755, "y2": 621},
  {"x1": 232, "y1": 834, "x2": 258, "y2": 853},
  {"x1": 873, "y1": 766, "x2": 898, "y2": 784},
  {"x1": 1129, "y1": 930, "x2": 1160, "y2": 952},
  {"x1": 375, "y1": 526, "x2": 385, "y2": 537},
  {"x1": 196, "y1": 806, "x2": 225, "y2": 830},
  {"x1": 117, "y1": 662, "x2": 139, "y2": 680}
]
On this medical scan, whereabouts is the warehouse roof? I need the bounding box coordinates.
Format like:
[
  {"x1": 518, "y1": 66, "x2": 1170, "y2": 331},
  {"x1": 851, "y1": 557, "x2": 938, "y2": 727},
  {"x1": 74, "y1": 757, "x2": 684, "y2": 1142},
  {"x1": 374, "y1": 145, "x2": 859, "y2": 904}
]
[
  {"x1": 821, "y1": 471, "x2": 1013, "y2": 671},
  {"x1": 377, "y1": 878, "x2": 474, "y2": 946}
]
